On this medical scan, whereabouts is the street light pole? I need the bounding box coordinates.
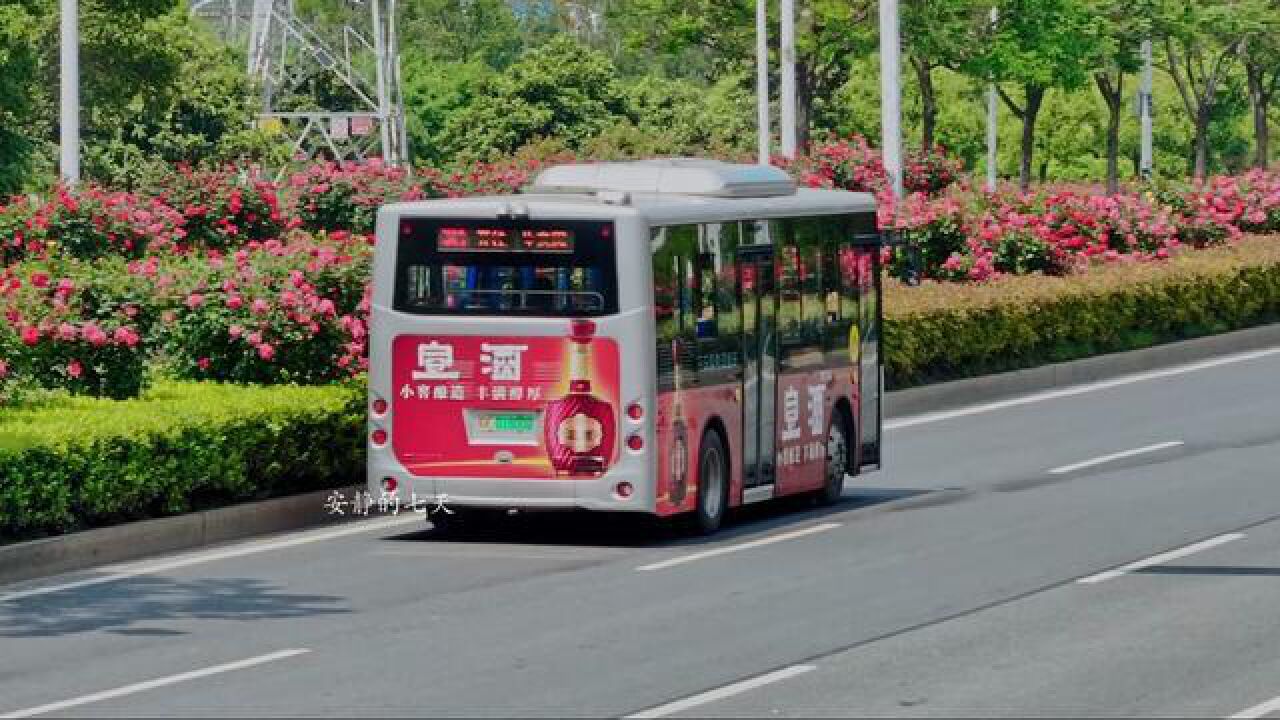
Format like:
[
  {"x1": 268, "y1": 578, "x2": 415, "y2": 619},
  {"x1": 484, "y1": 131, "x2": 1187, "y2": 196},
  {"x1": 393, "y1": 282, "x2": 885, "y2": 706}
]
[
  {"x1": 780, "y1": 0, "x2": 797, "y2": 158},
  {"x1": 59, "y1": 0, "x2": 80, "y2": 186},
  {"x1": 986, "y1": 6, "x2": 998, "y2": 192},
  {"x1": 879, "y1": 0, "x2": 903, "y2": 198},
  {"x1": 1140, "y1": 38, "x2": 1154, "y2": 179},
  {"x1": 756, "y1": 0, "x2": 771, "y2": 164}
]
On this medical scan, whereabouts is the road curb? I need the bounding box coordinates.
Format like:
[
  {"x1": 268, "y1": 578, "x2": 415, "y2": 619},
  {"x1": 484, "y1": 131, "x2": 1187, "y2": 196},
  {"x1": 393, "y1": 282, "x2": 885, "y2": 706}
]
[
  {"x1": 0, "y1": 484, "x2": 361, "y2": 587},
  {"x1": 884, "y1": 322, "x2": 1280, "y2": 419},
  {"x1": 4, "y1": 322, "x2": 1278, "y2": 588}
]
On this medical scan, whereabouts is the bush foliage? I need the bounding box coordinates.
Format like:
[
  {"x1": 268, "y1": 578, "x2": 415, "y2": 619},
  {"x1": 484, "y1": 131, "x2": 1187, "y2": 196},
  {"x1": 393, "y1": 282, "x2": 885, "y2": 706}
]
[
  {"x1": 885, "y1": 236, "x2": 1280, "y2": 387},
  {"x1": 0, "y1": 380, "x2": 363, "y2": 541}
]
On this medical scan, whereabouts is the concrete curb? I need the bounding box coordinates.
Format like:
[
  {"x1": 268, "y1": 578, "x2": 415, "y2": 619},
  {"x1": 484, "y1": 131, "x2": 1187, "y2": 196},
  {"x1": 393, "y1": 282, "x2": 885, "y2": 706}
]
[
  {"x1": 884, "y1": 322, "x2": 1280, "y2": 419},
  {"x1": 0, "y1": 484, "x2": 361, "y2": 587},
  {"x1": 3, "y1": 322, "x2": 1279, "y2": 588}
]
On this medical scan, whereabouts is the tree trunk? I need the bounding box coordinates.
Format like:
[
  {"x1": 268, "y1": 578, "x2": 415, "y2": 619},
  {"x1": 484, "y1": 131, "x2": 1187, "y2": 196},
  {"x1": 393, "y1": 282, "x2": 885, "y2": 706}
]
[
  {"x1": 1102, "y1": 74, "x2": 1124, "y2": 195},
  {"x1": 1019, "y1": 86, "x2": 1045, "y2": 191},
  {"x1": 797, "y1": 59, "x2": 813, "y2": 154},
  {"x1": 911, "y1": 56, "x2": 937, "y2": 150},
  {"x1": 1194, "y1": 111, "x2": 1210, "y2": 180},
  {"x1": 1247, "y1": 65, "x2": 1270, "y2": 170}
]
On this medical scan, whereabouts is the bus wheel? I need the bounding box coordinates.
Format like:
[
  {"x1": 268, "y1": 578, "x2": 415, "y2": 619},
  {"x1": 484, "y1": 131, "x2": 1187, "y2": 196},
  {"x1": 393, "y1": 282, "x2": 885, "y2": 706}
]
[
  {"x1": 694, "y1": 430, "x2": 729, "y2": 534},
  {"x1": 819, "y1": 413, "x2": 850, "y2": 506}
]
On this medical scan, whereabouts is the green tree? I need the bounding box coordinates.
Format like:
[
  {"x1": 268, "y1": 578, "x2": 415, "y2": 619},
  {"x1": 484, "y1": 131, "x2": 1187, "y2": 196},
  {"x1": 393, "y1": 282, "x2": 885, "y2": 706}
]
[
  {"x1": 1159, "y1": 0, "x2": 1247, "y2": 179},
  {"x1": 1239, "y1": 0, "x2": 1280, "y2": 168},
  {"x1": 969, "y1": 0, "x2": 1102, "y2": 189},
  {"x1": 1085, "y1": 0, "x2": 1154, "y2": 193},
  {"x1": 611, "y1": 0, "x2": 874, "y2": 151},
  {"x1": 436, "y1": 35, "x2": 628, "y2": 160},
  {"x1": 902, "y1": 0, "x2": 982, "y2": 150},
  {"x1": 0, "y1": 2, "x2": 39, "y2": 193}
]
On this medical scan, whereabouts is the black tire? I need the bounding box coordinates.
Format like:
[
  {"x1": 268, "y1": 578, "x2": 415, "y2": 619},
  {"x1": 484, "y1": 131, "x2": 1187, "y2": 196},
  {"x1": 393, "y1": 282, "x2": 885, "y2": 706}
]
[
  {"x1": 694, "y1": 429, "x2": 729, "y2": 535},
  {"x1": 819, "y1": 412, "x2": 850, "y2": 506}
]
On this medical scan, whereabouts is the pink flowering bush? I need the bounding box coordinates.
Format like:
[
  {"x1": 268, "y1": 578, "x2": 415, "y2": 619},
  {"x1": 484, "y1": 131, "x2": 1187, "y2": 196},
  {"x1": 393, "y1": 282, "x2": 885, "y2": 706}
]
[
  {"x1": 2, "y1": 186, "x2": 186, "y2": 263},
  {"x1": 153, "y1": 166, "x2": 288, "y2": 250},
  {"x1": 0, "y1": 256, "x2": 153, "y2": 399},
  {"x1": 156, "y1": 231, "x2": 371, "y2": 385},
  {"x1": 287, "y1": 160, "x2": 427, "y2": 236}
]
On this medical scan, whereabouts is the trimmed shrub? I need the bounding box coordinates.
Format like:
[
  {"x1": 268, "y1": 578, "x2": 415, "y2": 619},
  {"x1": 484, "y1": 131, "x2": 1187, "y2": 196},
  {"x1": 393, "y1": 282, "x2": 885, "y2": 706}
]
[
  {"x1": 0, "y1": 380, "x2": 364, "y2": 542},
  {"x1": 885, "y1": 236, "x2": 1280, "y2": 388}
]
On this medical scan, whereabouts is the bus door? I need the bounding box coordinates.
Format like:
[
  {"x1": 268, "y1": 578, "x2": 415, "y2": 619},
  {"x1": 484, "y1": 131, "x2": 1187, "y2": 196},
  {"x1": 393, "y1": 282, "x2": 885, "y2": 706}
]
[
  {"x1": 739, "y1": 247, "x2": 777, "y2": 494},
  {"x1": 856, "y1": 239, "x2": 883, "y2": 470}
]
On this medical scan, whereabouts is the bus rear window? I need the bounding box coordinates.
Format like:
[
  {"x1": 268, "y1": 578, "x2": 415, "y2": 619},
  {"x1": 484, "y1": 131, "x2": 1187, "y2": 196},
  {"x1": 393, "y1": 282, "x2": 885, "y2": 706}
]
[{"x1": 393, "y1": 219, "x2": 618, "y2": 316}]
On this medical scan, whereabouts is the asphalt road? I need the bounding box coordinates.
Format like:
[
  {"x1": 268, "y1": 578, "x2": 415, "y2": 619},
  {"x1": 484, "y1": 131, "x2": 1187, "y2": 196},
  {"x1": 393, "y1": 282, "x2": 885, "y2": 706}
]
[{"x1": 4, "y1": 347, "x2": 1280, "y2": 718}]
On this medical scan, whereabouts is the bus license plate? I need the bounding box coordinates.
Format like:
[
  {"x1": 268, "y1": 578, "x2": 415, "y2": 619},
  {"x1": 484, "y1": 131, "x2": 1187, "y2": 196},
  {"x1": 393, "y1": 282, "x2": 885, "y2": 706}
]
[{"x1": 464, "y1": 410, "x2": 541, "y2": 446}]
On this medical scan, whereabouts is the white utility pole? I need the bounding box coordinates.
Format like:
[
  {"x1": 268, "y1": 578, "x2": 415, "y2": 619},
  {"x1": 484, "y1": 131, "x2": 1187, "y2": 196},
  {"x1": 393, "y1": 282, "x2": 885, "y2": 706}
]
[
  {"x1": 755, "y1": 0, "x2": 771, "y2": 164},
  {"x1": 370, "y1": 0, "x2": 393, "y2": 165},
  {"x1": 1140, "y1": 38, "x2": 1154, "y2": 179},
  {"x1": 986, "y1": 6, "x2": 998, "y2": 192},
  {"x1": 59, "y1": 0, "x2": 80, "y2": 186},
  {"x1": 879, "y1": 0, "x2": 903, "y2": 197},
  {"x1": 780, "y1": 0, "x2": 797, "y2": 158}
]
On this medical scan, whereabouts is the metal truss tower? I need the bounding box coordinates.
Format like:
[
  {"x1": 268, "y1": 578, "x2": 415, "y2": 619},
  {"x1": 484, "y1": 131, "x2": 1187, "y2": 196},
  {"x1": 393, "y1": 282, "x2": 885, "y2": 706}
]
[{"x1": 190, "y1": 0, "x2": 408, "y2": 166}]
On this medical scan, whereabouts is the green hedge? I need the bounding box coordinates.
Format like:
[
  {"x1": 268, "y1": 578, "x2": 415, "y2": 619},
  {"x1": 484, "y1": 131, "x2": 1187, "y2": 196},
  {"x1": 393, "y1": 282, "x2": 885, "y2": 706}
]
[
  {"x1": 886, "y1": 236, "x2": 1280, "y2": 388},
  {"x1": 0, "y1": 381, "x2": 364, "y2": 542}
]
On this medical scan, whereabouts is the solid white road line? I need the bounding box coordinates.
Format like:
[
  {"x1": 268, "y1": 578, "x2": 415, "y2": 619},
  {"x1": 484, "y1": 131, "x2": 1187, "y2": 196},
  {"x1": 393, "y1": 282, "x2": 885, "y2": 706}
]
[
  {"x1": 0, "y1": 514, "x2": 422, "y2": 602},
  {"x1": 0, "y1": 648, "x2": 310, "y2": 718},
  {"x1": 625, "y1": 664, "x2": 816, "y2": 719},
  {"x1": 1076, "y1": 533, "x2": 1245, "y2": 585},
  {"x1": 1228, "y1": 692, "x2": 1280, "y2": 719},
  {"x1": 1048, "y1": 441, "x2": 1184, "y2": 475},
  {"x1": 885, "y1": 347, "x2": 1280, "y2": 431},
  {"x1": 637, "y1": 523, "x2": 840, "y2": 572}
]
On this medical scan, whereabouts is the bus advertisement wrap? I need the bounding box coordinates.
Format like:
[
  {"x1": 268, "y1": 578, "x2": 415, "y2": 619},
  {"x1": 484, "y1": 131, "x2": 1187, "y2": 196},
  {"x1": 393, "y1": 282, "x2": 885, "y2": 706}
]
[{"x1": 390, "y1": 332, "x2": 621, "y2": 479}]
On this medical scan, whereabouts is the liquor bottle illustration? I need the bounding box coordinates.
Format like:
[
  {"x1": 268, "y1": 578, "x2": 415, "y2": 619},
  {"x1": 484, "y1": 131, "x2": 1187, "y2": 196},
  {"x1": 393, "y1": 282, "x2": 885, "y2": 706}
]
[
  {"x1": 668, "y1": 336, "x2": 689, "y2": 505},
  {"x1": 545, "y1": 319, "x2": 616, "y2": 475}
]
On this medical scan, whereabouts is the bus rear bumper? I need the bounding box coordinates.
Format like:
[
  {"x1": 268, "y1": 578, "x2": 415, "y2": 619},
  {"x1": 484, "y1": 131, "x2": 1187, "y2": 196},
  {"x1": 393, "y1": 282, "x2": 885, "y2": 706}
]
[{"x1": 368, "y1": 460, "x2": 655, "y2": 514}]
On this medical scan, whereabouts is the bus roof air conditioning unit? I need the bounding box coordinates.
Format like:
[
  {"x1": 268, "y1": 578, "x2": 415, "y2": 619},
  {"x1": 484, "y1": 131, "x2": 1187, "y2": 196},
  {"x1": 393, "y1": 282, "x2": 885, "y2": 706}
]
[{"x1": 531, "y1": 159, "x2": 797, "y2": 198}]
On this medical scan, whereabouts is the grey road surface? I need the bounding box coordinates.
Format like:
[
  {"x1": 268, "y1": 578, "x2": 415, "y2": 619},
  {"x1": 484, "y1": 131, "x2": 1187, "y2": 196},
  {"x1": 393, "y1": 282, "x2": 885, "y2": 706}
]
[{"x1": 3, "y1": 347, "x2": 1280, "y2": 718}]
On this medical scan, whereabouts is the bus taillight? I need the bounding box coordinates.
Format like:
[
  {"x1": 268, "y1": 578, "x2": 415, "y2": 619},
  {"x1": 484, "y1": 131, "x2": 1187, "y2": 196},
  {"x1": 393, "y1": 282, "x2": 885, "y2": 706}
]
[
  {"x1": 626, "y1": 402, "x2": 644, "y2": 421},
  {"x1": 371, "y1": 428, "x2": 388, "y2": 446},
  {"x1": 626, "y1": 433, "x2": 644, "y2": 452},
  {"x1": 372, "y1": 397, "x2": 388, "y2": 416},
  {"x1": 615, "y1": 482, "x2": 634, "y2": 498},
  {"x1": 381, "y1": 476, "x2": 398, "y2": 493}
]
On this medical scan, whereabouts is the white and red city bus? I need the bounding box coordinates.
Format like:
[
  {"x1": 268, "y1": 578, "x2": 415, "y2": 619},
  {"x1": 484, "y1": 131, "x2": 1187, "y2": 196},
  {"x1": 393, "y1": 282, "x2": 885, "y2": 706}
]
[{"x1": 368, "y1": 159, "x2": 882, "y2": 533}]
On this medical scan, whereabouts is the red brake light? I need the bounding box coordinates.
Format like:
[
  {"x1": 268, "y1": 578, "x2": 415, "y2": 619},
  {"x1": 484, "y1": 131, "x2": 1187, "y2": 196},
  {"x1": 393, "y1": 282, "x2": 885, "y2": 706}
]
[
  {"x1": 371, "y1": 428, "x2": 388, "y2": 446},
  {"x1": 627, "y1": 433, "x2": 644, "y2": 451},
  {"x1": 381, "y1": 476, "x2": 398, "y2": 493},
  {"x1": 627, "y1": 403, "x2": 644, "y2": 421},
  {"x1": 615, "y1": 482, "x2": 634, "y2": 498},
  {"x1": 372, "y1": 398, "x2": 388, "y2": 416}
]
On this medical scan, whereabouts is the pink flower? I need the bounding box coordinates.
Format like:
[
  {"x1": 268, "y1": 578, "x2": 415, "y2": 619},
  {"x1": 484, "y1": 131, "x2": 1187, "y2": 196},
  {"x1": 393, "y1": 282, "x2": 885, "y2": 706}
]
[
  {"x1": 83, "y1": 323, "x2": 109, "y2": 347},
  {"x1": 226, "y1": 294, "x2": 244, "y2": 310},
  {"x1": 186, "y1": 293, "x2": 205, "y2": 309},
  {"x1": 229, "y1": 324, "x2": 244, "y2": 339},
  {"x1": 57, "y1": 322, "x2": 77, "y2": 341},
  {"x1": 197, "y1": 357, "x2": 211, "y2": 371},
  {"x1": 257, "y1": 343, "x2": 276, "y2": 361},
  {"x1": 67, "y1": 359, "x2": 83, "y2": 379},
  {"x1": 30, "y1": 272, "x2": 49, "y2": 289},
  {"x1": 251, "y1": 299, "x2": 270, "y2": 315},
  {"x1": 246, "y1": 331, "x2": 262, "y2": 345},
  {"x1": 20, "y1": 325, "x2": 39, "y2": 346},
  {"x1": 113, "y1": 326, "x2": 140, "y2": 348}
]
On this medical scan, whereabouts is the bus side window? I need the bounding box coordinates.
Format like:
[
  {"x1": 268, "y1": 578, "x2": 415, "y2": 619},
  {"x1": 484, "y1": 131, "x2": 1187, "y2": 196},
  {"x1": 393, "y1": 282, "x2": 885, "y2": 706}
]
[
  {"x1": 652, "y1": 225, "x2": 700, "y2": 391},
  {"x1": 776, "y1": 229, "x2": 802, "y2": 350},
  {"x1": 838, "y1": 243, "x2": 860, "y2": 358}
]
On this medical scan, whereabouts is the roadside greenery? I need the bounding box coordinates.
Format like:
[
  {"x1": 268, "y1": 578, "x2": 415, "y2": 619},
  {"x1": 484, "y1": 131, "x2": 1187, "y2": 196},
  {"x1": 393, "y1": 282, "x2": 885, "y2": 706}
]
[
  {"x1": 0, "y1": 380, "x2": 363, "y2": 541},
  {"x1": 886, "y1": 235, "x2": 1280, "y2": 387}
]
